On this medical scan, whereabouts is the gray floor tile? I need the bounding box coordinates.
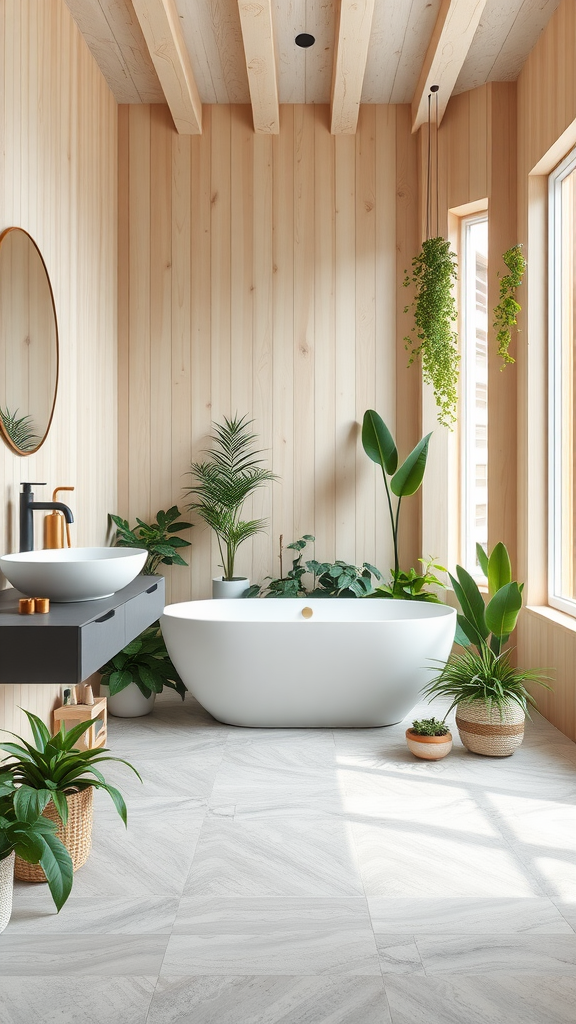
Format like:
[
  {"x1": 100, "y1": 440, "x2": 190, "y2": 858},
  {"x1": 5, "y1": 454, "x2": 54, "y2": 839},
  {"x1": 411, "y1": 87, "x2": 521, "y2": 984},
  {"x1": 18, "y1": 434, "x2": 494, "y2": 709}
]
[
  {"x1": 375, "y1": 936, "x2": 425, "y2": 976},
  {"x1": 415, "y1": 934, "x2": 576, "y2": 975},
  {"x1": 184, "y1": 816, "x2": 363, "y2": 896},
  {"x1": 0, "y1": 977, "x2": 156, "y2": 1024},
  {"x1": 0, "y1": 935, "x2": 168, "y2": 975},
  {"x1": 384, "y1": 974, "x2": 576, "y2": 1024},
  {"x1": 163, "y1": 897, "x2": 380, "y2": 975},
  {"x1": 147, "y1": 976, "x2": 391, "y2": 1024},
  {"x1": 8, "y1": 896, "x2": 179, "y2": 934},
  {"x1": 368, "y1": 897, "x2": 573, "y2": 934}
]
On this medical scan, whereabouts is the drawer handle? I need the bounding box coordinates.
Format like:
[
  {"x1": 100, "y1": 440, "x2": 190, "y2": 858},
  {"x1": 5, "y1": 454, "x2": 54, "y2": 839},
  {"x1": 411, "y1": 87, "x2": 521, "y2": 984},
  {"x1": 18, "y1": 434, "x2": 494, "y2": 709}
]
[
  {"x1": 95, "y1": 609, "x2": 115, "y2": 624},
  {"x1": 146, "y1": 583, "x2": 158, "y2": 594}
]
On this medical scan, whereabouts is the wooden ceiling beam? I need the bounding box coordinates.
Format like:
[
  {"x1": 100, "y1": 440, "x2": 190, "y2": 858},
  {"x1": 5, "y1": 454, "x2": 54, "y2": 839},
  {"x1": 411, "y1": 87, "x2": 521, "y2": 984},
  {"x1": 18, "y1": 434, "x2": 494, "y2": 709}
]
[
  {"x1": 330, "y1": 0, "x2": 376, "y2": 135},
  {"x1": 130, "y1": 0, "x2": 202, "y2": 134},
  {"x1": 237, "y1": 1, "x2": 279, "y2": 135},
  {"x1": 411, "y1": 0, "x2": 487, "y2": 133}
]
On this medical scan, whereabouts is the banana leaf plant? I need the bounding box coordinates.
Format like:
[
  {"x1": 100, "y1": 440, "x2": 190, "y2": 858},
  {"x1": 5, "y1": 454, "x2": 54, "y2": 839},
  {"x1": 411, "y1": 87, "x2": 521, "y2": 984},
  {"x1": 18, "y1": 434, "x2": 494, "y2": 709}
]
[
  {"x1": 0, "y1": 771, "x2": 73, "y2": 912},
  {"x1": 451, "y1": 542, "x2": 523, "y2": 655},
  {"x1": 362, "y1": 410, "x2": 432, "y2": 579},
  {"x1": 0, "y1": 709, "x2": 141, "y2": 828}
]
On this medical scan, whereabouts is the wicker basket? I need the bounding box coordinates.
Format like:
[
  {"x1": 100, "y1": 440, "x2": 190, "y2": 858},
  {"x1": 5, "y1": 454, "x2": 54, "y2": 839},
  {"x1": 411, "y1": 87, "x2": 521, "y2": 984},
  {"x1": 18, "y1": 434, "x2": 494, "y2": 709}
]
[
  {"x1": 456, "y1": 699, "x2": 525, "y2": 757},
  {"x1": 0, "y1": 852, "x2": 15, "y2": 933},
  {"x1": 15, "y1": 787, "x2": 94, "y2": 883}
]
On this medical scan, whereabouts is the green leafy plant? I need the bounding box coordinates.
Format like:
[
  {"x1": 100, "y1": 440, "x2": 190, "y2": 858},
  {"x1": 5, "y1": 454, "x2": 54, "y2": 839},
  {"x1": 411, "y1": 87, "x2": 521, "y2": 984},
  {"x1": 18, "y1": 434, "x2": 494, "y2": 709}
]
[
  {"x1": 369, "y1": 559, "x2": 446, "y2": 602},
  {"x1": 424, "y1": 542, "x2": 551, "y2": 717},
  {"x1": 410, "y1": 718, "x2": 450, "y2": 737},
  {"x1": 0, "y1": 709, "x2": 141, "y2": 829},
  {"x1": 110, "y1": 506, "x2": 192, "y2": 576},
  {"x1": 246, "y1": 536, "x2": 382, "y2": 599},
  {"x1": 184, "y1": 415, "x2": 276, "y2": 581},
  {"x1": 0, "y1": 772, "x2": 73, "y2": 912},
  {"x1": 99, "y1": 622, "x2": 185, "y2": 700},
  {"x1": 362, "y1": 410, "x2": 432, "y2": 587},
  {"x1": 493, "y1": 244, "x2": 527, "y2": 367},
  {"x1": 404, "y1": 237, "x2": 460, "y2": 427},
  {"x1": 0, "y1": 406, "x2": 41, "y2": 452}
]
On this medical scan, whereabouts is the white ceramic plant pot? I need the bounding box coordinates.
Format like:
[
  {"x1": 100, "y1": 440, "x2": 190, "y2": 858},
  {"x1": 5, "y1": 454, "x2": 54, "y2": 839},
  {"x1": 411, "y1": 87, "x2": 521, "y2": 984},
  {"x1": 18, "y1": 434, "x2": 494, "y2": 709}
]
[
  {"x1": 100, "y1": 681, "x2": 156, "y2": 718},
  {"x1": 0, "y1": 852, "x2": 15, "y2": 934},
  {"x1": 212, "y1": 576, "x2": 250, "y2": 599},
  {"x1": 456, "y1": 699, "x2": 525, "y2": 756}
]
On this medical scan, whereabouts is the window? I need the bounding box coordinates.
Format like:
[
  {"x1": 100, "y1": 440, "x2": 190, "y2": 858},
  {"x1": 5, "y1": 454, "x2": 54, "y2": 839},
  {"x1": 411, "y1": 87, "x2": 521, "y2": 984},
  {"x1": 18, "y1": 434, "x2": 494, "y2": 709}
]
[
  {"x1": 461, "y1": 215, "x2": 488, "y2": 576},
  {"x1": 549, "y1": 148, "x2": 576, "y2": 614}
]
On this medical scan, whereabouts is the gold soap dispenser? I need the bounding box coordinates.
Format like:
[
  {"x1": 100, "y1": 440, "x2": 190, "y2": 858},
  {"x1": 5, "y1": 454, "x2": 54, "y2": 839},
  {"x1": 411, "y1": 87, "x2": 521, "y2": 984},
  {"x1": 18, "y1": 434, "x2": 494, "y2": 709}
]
[{"x1": 44, "y1": 487, "x2": 74, "y2": 548}]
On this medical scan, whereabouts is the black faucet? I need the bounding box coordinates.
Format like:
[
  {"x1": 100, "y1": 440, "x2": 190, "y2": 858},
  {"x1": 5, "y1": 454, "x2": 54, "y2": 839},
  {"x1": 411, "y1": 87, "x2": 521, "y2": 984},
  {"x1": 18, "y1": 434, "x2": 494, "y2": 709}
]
[{"x1": 19, "y1": 483, "x2": 75, "y2": 552}]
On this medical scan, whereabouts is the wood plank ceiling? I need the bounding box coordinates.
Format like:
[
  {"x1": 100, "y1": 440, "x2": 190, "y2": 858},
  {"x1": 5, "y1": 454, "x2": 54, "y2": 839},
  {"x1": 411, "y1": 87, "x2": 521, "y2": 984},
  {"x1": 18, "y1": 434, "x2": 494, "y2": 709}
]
[{"x1": 64, "y1": 0, "x2": 562, "y2": 133}]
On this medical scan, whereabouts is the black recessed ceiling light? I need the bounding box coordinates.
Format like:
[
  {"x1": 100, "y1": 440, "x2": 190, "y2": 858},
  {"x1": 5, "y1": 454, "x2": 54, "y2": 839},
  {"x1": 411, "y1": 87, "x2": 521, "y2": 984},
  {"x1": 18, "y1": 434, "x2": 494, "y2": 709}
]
[{"x1": 295, "y1": 33, "x2": 315, "y2": 48}]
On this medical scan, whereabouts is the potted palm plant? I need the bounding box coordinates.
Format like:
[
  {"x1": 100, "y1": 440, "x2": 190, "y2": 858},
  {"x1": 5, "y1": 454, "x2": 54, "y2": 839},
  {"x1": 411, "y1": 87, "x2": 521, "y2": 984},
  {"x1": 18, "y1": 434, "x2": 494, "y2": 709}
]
[
  {"x1": 0, "y1": 771, "x2": 73, "y2": 929},
  {"x1": 99, "y1": 622, "x2": 185, "y2": 717},
  {"x1": 423, "y1": 542, "x2": 551, "y2": 756},
  {"x1": 185, "y1": 414, "x2": 276, "y2": 598},
  {"x1": 1, "y1": 710, "x2": 140, "y2": 880}
]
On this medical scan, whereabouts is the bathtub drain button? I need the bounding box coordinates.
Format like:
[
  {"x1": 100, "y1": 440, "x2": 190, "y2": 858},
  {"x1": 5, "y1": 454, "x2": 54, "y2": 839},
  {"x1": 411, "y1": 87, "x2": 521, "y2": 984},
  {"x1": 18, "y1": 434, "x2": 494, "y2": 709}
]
[{"x1": 302, "y1": 607, "x2": 313, "y2": 619}]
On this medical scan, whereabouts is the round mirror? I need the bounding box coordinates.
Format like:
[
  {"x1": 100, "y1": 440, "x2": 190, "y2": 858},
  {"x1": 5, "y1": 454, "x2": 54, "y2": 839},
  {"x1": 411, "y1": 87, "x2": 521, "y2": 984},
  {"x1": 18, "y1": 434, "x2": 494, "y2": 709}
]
[{"x1": 0, "y1": 227, "x2": 59, "y2": 455}]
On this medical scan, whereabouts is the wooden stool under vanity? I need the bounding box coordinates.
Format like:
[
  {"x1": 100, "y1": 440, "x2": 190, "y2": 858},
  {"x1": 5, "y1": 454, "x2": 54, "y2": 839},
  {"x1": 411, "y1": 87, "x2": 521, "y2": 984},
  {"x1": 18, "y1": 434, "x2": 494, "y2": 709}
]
[{"x1": 53, "y1": 695, "x2": 107, "y2": 750}]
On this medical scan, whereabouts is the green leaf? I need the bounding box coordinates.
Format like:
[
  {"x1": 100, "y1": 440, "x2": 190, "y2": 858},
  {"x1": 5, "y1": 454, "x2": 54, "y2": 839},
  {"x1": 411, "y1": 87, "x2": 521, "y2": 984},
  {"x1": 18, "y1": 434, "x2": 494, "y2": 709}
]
[
  {"x1": 454, "y1": 566, "x2": 489, "y2": 640},
  {"x1": 108, "y1": 670, "x2": 133, "y2": 696},
  {"x1": 92, "y1": 782, "x2": 129, "y2": 826},
  {"x1": 454, "y1": 618, "x2": 473, "y2": 647},
  {"x1": 475, "y1": 543, "x2": 489, "y2": 576},
  {"x1": 38, "y1": 832, "x2": 74, "y2": 912},
  {"x1": 22, "y1": 710, "x2": 51, "y2": 752},
  {"x1": 485, "y1": 581, "x2": 523, "y2": 640},
  {"x1": 487, "y1": 542, "x2": 512, "y2": 598},
  {"x1": 59, "y1": 718, "x2": 95, "y2": 752},
  {"x1": 391, "y1": 433, "x2": 432, "y2": 497},
  {"x1": 361, "y1": 410, "x2": 398, "y2": 475},
  {"x1": 13, "y1": 786, "x2": 51, "y2": 823}
]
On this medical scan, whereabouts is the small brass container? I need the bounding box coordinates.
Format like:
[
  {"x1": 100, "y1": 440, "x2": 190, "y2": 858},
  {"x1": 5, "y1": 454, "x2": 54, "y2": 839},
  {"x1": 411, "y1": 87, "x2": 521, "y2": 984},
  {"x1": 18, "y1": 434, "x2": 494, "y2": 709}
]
[
  {"x1": 18, "y1": 598, "x2": 35, "y2": 615},
  {"x1": 34, "y1": 598, "x2": 50, "y2": 614}
]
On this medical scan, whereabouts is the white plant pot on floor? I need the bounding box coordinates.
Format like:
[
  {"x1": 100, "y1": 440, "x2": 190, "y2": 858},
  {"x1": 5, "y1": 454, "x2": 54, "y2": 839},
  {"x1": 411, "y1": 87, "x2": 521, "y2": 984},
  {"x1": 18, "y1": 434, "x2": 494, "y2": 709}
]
[
  {"x1": 100, "y1": 681, "x2": 156, "y2": 718},
  {"x1": 212, "y1": 577, "x2": 250, "y2": 599},
  {"x1": 0, "y1": 852, "x2": 15, "y2": 934}
]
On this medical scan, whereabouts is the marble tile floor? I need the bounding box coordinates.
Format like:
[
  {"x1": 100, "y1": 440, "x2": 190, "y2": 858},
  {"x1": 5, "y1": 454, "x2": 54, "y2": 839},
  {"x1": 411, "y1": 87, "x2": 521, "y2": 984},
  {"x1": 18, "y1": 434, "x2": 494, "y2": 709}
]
[{"x1": 1, "y1": 690, "x2": 575, "y2": 1023}]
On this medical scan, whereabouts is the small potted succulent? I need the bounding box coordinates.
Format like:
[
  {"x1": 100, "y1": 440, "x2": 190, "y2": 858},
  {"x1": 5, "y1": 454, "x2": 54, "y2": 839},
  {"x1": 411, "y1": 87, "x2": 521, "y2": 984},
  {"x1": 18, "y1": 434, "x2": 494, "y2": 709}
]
[
  {"x1": 185, "y1": 415, "x2": 276, "y2": 598},
  {"x1": 405, "y1": 718, "x2": 452, "y2": 760},
  {"x1": 99, "y1": 622, "x2": 185, "y2": 717},
  {"x1": 1, "y1": 710, "x2": 140, "y2": 881}
]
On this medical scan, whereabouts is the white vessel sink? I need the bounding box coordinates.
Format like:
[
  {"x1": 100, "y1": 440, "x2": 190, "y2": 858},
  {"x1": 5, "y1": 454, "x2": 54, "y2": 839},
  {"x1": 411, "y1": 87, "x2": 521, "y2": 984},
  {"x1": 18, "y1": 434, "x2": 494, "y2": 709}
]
[{"x1": 0, "y1": 547, "x2": 148, "y2": 603}]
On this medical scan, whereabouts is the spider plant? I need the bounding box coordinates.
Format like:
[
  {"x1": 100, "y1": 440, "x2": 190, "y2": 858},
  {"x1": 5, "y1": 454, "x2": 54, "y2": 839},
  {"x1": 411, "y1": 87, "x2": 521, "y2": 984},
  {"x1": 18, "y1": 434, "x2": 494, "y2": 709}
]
[
  {"x1": 423, "y1": 542, "x2": 551, "y2": 717},
  {"x1": 0, "y1": 709, "x2": 141, "y2": 827},
  {"x1": 0, "y1": 406, "x2": 40, "y2": 452},
  {"x1": 184, "y1": 415, "x2": 276, "y2": 580},
  {"x1": 0, "y1": 772, "x2": 73, "y2": 911}
]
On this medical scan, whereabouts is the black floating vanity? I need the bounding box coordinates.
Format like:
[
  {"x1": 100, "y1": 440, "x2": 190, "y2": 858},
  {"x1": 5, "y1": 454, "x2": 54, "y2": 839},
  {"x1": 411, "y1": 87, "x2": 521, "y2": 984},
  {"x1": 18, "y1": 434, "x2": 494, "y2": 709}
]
[{"x1": 0, "y1": 575, "x2": 165, "y2": 684}]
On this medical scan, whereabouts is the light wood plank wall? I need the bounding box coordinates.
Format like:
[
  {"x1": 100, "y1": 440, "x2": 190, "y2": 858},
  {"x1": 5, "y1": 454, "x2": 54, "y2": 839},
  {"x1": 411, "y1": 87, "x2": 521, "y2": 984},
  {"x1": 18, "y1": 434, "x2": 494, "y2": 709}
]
[
  {"x1": 515, "y1": 0, "x2": 576, "y2": 741},
  {"x1": 118, "y1": 103, "x2": 420, "y2": 602},
  {"x1": 0, "y1": 0, "x2": 117, "y2": 738}
]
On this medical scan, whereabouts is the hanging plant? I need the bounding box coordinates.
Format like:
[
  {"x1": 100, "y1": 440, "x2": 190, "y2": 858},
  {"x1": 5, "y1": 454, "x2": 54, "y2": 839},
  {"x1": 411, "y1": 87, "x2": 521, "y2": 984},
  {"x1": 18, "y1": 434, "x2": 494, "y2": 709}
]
[
  {"x1": 404, "y1": 237, "x2": 459, "y2": 428},
  {"x1": 493, "y1": 244, "x2": 526, "y2": 368}
]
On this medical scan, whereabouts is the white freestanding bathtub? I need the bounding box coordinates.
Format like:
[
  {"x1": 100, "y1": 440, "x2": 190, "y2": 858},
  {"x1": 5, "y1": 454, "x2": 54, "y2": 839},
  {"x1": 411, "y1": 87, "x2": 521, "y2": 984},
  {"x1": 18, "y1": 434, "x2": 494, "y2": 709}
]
[{"x1": 161, "y1": 598, "x2": 456, "y2": 728}]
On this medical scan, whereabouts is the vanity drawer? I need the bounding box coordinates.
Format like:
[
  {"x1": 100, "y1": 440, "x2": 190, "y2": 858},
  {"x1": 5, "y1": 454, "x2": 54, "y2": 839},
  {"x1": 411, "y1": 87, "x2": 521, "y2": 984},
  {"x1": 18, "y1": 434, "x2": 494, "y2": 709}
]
[
  {"x1": 80, "y1": 606, "x2": 126, "y2": 679},
  {"x1": 124, "y1": 578, "x2": 165, "y2": 643}
]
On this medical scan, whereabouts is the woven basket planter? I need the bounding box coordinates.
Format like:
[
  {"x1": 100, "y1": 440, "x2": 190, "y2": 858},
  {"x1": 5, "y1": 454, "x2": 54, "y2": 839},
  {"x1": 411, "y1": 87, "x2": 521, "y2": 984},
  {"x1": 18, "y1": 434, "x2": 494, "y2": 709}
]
[
  {"x1": 15, "y1": 787, "x2": 94, "y2": 883},
  {"x1": 405, "y1": 729, "x2": 452, "y2": 760},
  {"x1": 456, "y1": 699, "x2": 525, "y2": 757},
  {"x1": 0, "y1": 852, "x2": 15, "y2": 933}
]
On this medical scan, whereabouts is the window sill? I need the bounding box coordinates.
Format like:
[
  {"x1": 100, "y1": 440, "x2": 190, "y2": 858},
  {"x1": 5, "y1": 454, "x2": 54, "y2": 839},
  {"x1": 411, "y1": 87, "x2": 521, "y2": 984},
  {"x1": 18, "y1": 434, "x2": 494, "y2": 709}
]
[{"x1": 526, "y1": 604, "x2": 576, "y2": 636}]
